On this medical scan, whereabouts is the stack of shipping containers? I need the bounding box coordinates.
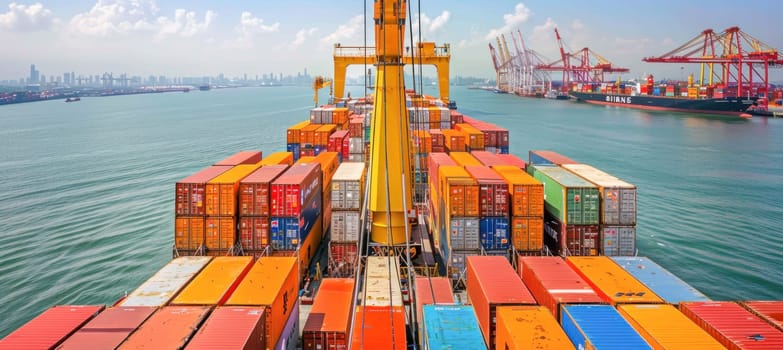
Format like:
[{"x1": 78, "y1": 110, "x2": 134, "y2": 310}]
[
  {"x1": 460, "y1": 115, "x2": 509, "y2": 154},
  {"x1": 328, "y1": 162, "x2": 366, "y2": 278},
  {"x1": 464, "y1": 165, "x2": 510, "y2": 257},
  {"x1": 239, "y1": 164, "x2": 289, "y2": 257},
  {"x1": 351, "y1": 256, "x2": 406, "y2": 350},
  {"x1": 438, "y1": 164, "x2": 480, "y2": 282},
  {"x1": 493, "y1": 165, "x2": 544, "y2": 256},
  {"x1": 311, "y1": 151, "x2": 340, "y2": 239},
  {"x1": 327, "y1": 129, "x2": 350, "y2": 162},
  {"x1": 413, "y1": 277, "x2": 455, "y2": 348}
]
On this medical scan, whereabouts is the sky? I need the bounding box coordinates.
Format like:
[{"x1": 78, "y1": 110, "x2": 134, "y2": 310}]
[{"x1": 1, "y1": 0, "x2": 782, "y2": 82}]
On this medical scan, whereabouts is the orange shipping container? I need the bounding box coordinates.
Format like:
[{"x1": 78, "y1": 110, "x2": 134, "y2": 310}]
[
  {"x1": 117, "y1": 306, "x2": 211, "y2": 349},
  {"x1": 495, "y1": 306, "x2": 576, "y2": 350},
  {"x1": 449, "y1": 151, "x2": 483, "y2": 166},
  {"x1": 493, "y1": 165, "x2": 544, "y2": 217},
  {"x1": 297, "y1": 156, "x2": 317, "y2": 164},
  {"x1": 412, "y1": 130, "x2": 433, "y2": 153},
  {"x1": 287, "y1": 121, "x2": 310, "y2": 144},
  {"x1": 566, "y1": 256, "x2": 664, "y2": 305},
  {"x1": 350, "y1": 306, "x2": 407, "y2": 350},
  {"x1": 510, "y1": 216, "x2": 544, "y2": 251},
  {"x1": 171, "y1": 256, "x2": 254, "y2": 306},
  {"x1": 438, "y1": 165, "x2": 479, "y2": 217},
  {"x1": 315, "y1": 124, "x2": 337, "y2": 146},
  {"x1": 260, "y1": 152, "x2": 295, "y2": 166},
  {"x1": 175, "y1": 216, "x2": 205, "y2": 250},
  {"x1": 314, "y1": 151, "x2": 340, "y2": 191},
  {"x1": 226, "y1": 257, "x2": 298, "y2": 350},
  {"x1": 205, "y1": 216, "x2": 236, "y2": 251},
  {"x1": 617, "y1": 304, "x2": 725, "y2": 350},
  {"x1": 455, "y1": 123, "x2": 485, "y2": 150},
  {"x1": 205, "y1": 162, "x2": 263, "y2": 216},
  {"x1": 300, "y1": 124, "x2": 321, "y2": 145},
  {"x1": 302, "y1": 278, "x2": 355, "y2": 350},
  {"x1": 441, "y1": 129, "x2": 466, "y2": 152}
]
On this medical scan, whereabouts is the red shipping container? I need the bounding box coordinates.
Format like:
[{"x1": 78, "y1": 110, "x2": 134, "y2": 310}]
[
  {"x1": 465, "y1": 165, "x2": 509, "y2": 217},
  {"x1": 471, "y1": 151, "x2": 504, "y2": 167},
  {"x1": 175, "y1": 216, "x2": 206, "y2": 251},
  {"x1": 214, "y1": 151, "x2": 262, "y2": 166},
  {"x1": 680, "y1": 302, "x2": 783, "y2": 350},
  {"x1": 427, "y1": 153, "x2": 456, "y2": 196},
  {"x1": 496, "y1": 154, "x2": 526, "y2": 170},
  {"x1": 742, "y1": 301, "x2": 783, "y2": 331},
  {"x1": 450, "y1": 110, "x2": 464, "y2": 125},
  {"x1": 206, "y1": 217, "x2": 236, "y2": 251},
  {"x1": 302, "y1": 278, "x2": 355, "y2": 350},
  {"x1": 544, "y1": 212, "x2": 599, "y2": 256},
  {"x1": 413, "y1": 277, "x2": 454, "y2": 346},
  {"x1": 350, "y1": 306, "x2": 406, "y2": 350},
  {"x1": 328, "y1": 242, "x2": 359, "y2": 278},
  {"x1": 239, "y1": 165, "x2": 289, "y2": 217},
  {"x1": 528, "y1": 150, "x2": 578, "y2": 166},
  {"x1": 176, "y1": 165, "x2": 233, "y2": 216},
  {"x1": 58, "y1": 306, "x2": 157, "y2": 350},
  {"x1": 429, "y1": 129, "x2": 445, "y2": 147},
  {"x1": 239, "y1": 217, "x2": 270, "y2": 251},
  {"x1": 518, "y1": 256, "x2": 603, "y2": 320},
  {"x1": 466, "y1": 256, "x2": 536, "y2": 349},
  {"x1": 271, "y1": 163, "x2": 322, "y2": 217},
  {"x1": 328, "y1": 130, "x2": 349, "y2": 153},
  {"x1": 118, "y1": 306, "x2": 211, "y2": 349},
  {"x1": 185, "y1": 307, "x2": 266, "y2": 350},
  {"x1": 0, "y1": 305, "x2": 104, "y2": 350},
  {"x1": 349, "y1": 118, "x2": 363, "y2": 138}
]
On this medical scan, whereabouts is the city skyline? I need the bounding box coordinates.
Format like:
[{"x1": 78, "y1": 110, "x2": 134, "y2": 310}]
[{"x1": 1, "y1": 1, "x2": 783, "y2": 82}]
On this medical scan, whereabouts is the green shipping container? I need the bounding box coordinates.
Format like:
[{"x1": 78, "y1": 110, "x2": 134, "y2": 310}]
[{"x1": 528, "y1": 165, "x2": 599, "y2": 225}]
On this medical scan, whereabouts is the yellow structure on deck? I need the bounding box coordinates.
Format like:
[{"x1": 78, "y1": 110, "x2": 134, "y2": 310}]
[{"x1": 313, "y1": 76, "x2": 332, "y2": 107}]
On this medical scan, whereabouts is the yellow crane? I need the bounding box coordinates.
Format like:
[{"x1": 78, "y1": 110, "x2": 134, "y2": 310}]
[{"x1": 312, "y1": 76, "x2": 332, "y2": 107}]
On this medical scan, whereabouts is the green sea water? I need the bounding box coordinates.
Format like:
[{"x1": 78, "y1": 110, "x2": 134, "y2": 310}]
[{"x1": 1, "y1": 86, "x2": 782, "y2": 337}]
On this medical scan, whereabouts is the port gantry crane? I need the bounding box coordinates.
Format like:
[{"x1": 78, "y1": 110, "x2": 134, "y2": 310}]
[
  {"x1": 312, "y1": 76, "x2": 332, "y2": 107},
  {"x1": 488, "y1": 31, "x2": 553, "y2": 95},
  {"x1": 642, "y1": 26, "x2": 783, "y2": 99},
  {"x1": 535, "y1": 27, "x2": 629, "y2": 92}
]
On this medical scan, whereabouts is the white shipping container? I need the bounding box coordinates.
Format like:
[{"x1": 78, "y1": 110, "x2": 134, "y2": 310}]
[
  {"x1": 601, "y1": 226, "x2": 636, "y2": 256},
  {"x1": 449, "y1": 217, "x2": 481, "y2": 250},
  {"x1": 331, "y1": 162, "x2": 366, "y2": 210},
  {"x1": 348, "y1": 137, "x2": 364, "y2": 154},
  {"x1": 331, "y1": 211, "x2": 361, "y2": 242},
  {"x1": 120, "y1": 256, "x2": 212, "y2": 306},
  {"x1": 360, "y1": 256, "x2": 403, "y2": 307},
  {"x1": 348, "y1": 154, "x2": 365, "y2": 162},
  {"x1": 562, "y1": 164, "x2": 637, "y2": 225}
]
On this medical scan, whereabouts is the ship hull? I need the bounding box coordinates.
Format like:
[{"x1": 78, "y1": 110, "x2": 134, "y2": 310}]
[{"x1": 569, "y1": 91, "x2": 757, "y2": 117}]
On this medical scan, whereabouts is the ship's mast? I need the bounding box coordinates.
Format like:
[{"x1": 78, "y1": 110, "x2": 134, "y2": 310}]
[{"x1": 368, "y1": 0, "x2": 412, "y2": 245}]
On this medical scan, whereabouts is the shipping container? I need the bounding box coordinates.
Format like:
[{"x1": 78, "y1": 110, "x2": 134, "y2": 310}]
[
  {"x1": 562, "y1": 163, "x2": 637, "y2": 225},
  {"x1": 454, "y1": 123, "x2": 485, "y2": 150},
  {"x1": 314, "y1": 124, "x2": 337, "y2": 146},
  {"x1": 271, "y1": 163, "x2": 322, "y2": 217},
  {"x1": 470, "y1": 150, "x2": 504, "y2": 167},
  {"x1": 331, "y1": 162, "x2": 366, "y2": 210},
  {"x1": 742, "y1": 301, "x2": 783, "y2": 332},
  {"x1": 449, "y1": 151, "x2": 482, "y2": 167},
  {"x1": 518, "y1": 256, "x2": 603, "y2": 320},
  {"x1": 479, "y1": 217, "x2": 510, "y2": 250},
  {"x1": 185, "y1": 307, "x2": 266, "y2": 350},
  {"x1": 275, "y1": 299, "x2": 300, "y2": 350},
  {"x1": 171, "y1": 256, "x2": 254, "y2": 306},
  {"x1": 465, "y1": 165, "x2": 509, "y2": 217},
  {"x1": 492, "y1": 165, "x2": 544, "y2": 217},
  {"x1": 330, "y1": 210, "x2": 360, "y2": 242},
  {"x1": 600, "y1": 225, "x2": 636, "y2": 256},
  {"x1": 427, "y1": 153, "x2": 456, "y2": 197},
  {"x1": 495, "y1": 306, "x2": 575, "y2": 350},
  {"x1": 328, "y1": 130, "x2": 350, "y2": 158},
  {"x1": 270, "y1": 200, "x2": 322, "y2": 250},
  {"x1": 350, "y1": 306, "x2": 406, "y2": 350},
  {"x1": 287, "y1": 143, "x2": 301, "y2": 161},
  {"x1": 438, "y1": 166, "x2": 479, "y2": 217},
  {"x1": 239, "y1": 216, "x2": 270, "y2": 251},
  {"x1": 509, "y1": 216, "x2": 544, "y2": 251},
  {"x1": 117, "y1": 306, "x2": 211, "y2": 349},
  {"x1": 443, "y1": 249, "x2": 481, "y2": 280},
  {"x1": 176, "y1": 165, "x2": 233, "y2": 216},
  {"x1": 300, "y1": 124, "x2": 321, "y2": 145},
  {"x1": 206, "y1": 163, "x2": 264, "y2": 216},
  {"x1": 312, "y1": 152, "x2": 340, "y2": 190},
  {"x1": 566, "y1": 256, "x2": 664, "y2": 305},
  {"x1": 680, "y1": 302, "x2": 783, "y2": 350},
  {"x1": 528, "y1": 165, "x2": 599, "y2": 225},
  {"x1": 412, "y1": 130, "x2": 433, "y2": 153},
  {"x1": 414, "y1": 277, "x2": 454, "y2": 347},
  {"x1": 57, "y1": 306, "x2": 157, "y2": 350},
  {"x1": 240, "y1": 165, "x2": 289, "y2": 216},
  {"x1": 560, "y1": 305, "x2": 652, "y2": 350},
  {"x1": 214, "y1": 151, "x2": 262, "y2": 166},
  {"x1": 447, "y1": 217, "x2": 480, "y2": 251},
  {"x1": 0, "y1": 305, "x2": 104, "y2": 350},
  {"x1": 441, "y1": 129, "x2": 466, "y2": 152},
  {"x1": 328, "y1": 241, "x2": 359, "y2": 278},
  {"x1": 612, "y1": 257, "x2": 710, "y2": 304},
  {"x1": 260, "y1": 152, "x2": 294, "y2": 167},
  {"x1": 495, "y1": 154, "x2": 526, "y2": 169},
  {"x1": 360, "y1": 256, "x2": 403, "y2": 307},
  {"x1": 226, "y1": 257, "x2": 299, "y2": 350},
  {"x1": 287, "y1": 121, "x2": 310, "y2": 144},
  {"x1": 429, "y1": 129, "x2": 445, "y2": 148},
  {"x1": 616, "y1": 304, "x2": 725, "y2": 350},
  {"x1": 466, "y1": 256, "x2": 536, "y2": 349},
  {"x1": 205, "y1": 216, "x2": 236, "y2": 251},
  {"x1": 175, "y1": 216, "x2": 206, "y2": 251},
  {"x1": 121, "y1": 256, "x2": 212, "y2": 307},
  {"x1": 421, "y1": 305, "x2": 486, "y2": 350},
  {"x1": 302, "y1": 278, "x2": 355, "y2": 350},
  {"x1": 528, "y1": 150, "x2": 578, "y2": 166}
]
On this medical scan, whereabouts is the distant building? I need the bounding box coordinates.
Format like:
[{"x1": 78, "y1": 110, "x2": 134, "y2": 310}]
[{"x1": 29, "y1": 64, "x2": 39, "y2": 84}]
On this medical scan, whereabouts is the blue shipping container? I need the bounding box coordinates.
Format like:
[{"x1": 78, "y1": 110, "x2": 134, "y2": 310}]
[
  {"x1": 611, "y1": 256, "x2": 710, "y2": 304},
  {"x1": 270, "y1": 187, "x2": 322, "y2": 250},
  {"x1": 422, "y1": 305, "x2": 486, "y2": 350},
  {"x1": 287, "y1": 143, "x2": 301, "y2": 161},
  {"x1": 314, "y1": 145, "x2": 326, "y2": 156},
  {"x1": 561, "y1": 305, "x2": 652, "y2": 350},
  {"x1": 499, "y1": 146, "x2": 509, "y2": 154},
  {"x1": 479, "y1": 217, "x2": 510, "y2": 250}
]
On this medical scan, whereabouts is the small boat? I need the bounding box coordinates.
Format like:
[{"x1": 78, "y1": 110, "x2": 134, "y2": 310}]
[{"x1": 65, "y1": 97, "x2": 81, "y2": 102}]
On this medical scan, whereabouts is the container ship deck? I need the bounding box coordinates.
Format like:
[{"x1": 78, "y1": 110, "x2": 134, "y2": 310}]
[{"x1": 4, "y1": 2, "x2": 783, "y2": 350}]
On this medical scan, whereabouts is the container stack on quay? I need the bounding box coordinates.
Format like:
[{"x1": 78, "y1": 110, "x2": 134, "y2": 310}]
[{"x1": 327, "y1": 162, "x2": 366, "y2": 278}]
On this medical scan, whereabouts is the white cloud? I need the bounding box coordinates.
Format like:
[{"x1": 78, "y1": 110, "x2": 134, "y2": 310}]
[
  {"x1": 411, "y1": 10, "x2": 451, "y2": 42},
  {"x1": 155, "y1": 9, "x2": 215, "y2": 39},
  {"x1": 230, "y1": 11, "x2": 280, "y2": 47},
  {"x1": 0, "y1": 2, "x2": 56, "y2": 31},
  {"x1": 290, "y1": 27, "x2": 317, "y2": 48},
  {"x1": 485, "y1": 3, "x2": 531, "y2": 40},
  {"x1": 320, "y1": 15, "x2": 363, "y2": 47}
]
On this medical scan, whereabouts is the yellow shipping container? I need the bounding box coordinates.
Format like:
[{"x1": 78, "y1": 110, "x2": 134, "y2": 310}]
[
  {"x1": 260, "y1": 152, "x2": 294, "y2": 166},
  {"x1": 296, "y1": 156, "x2": 316, "y2": 164},
  {"x1": 314, "y1": 151, "x2": 340, "y2": 190},
  {"x1": 226, "y1": 257, "x2": 298, "y2": 350},
  {"x1": 496, "y1": 306, "x2": 576, "y2": 350},
  {"x1": 170, "y1": 256, "x2": 254, "y2": 306},
  {"x1": 438, "y1": 165, "x2": 479, "y2": 217},
  {"x1": 286, "y1": 120, "x2": 310, "y2": 143},
  {"x1": 315, "y1": 124, "x2": 337, "y2": 145},
  {"x1": 206, "y1": 162, "x2": 263, "y2": 216},
  {"x1": 566, "y1": 256, "x2": 664, "y2": 305},
  {"x1": 493, "y1": 165, "x2": 544, "y2": 217},
  {"x1": 617, "y1": 304, "x2": 726, "y2": 350},
  {"x1": 449, "y1": 152, "x2": 482, "y2": 167},
  {"x1": 454, "y1": 123, "x2": 484, "y2": 150}
]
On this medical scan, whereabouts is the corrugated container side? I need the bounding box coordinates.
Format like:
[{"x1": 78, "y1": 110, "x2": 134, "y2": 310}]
[
  {"x1": 239, "y1": 216, "x2": 270, "y2": 251},
  {"x1": 465, "y1": 165, "x2": 509, "y2": 217},
  {"x1": 509, "y1": 216, "x2": 544, "y2": 251},
  {"x1": 680, "y1": 302, "x2": 783, "y2": 350},
  {"x1": 117, "y1": 306, "x2": 212, "y2": 349},
  {"x1": 302, "y1": 278, "x2": 355, "y2": 350},
  {"x1": 528, "y1": 165, "x2": 599, "y2": 226},
  {"x1": 120, "y1": 256, "x2": 212, "y2": 307},
  {"x1": 350, "y1": 306, "x2": 406, "y2": 350},
  {"x1": 562, "y1": 163, "x2": 637, "y2": 225},
  {"x1": 260, "y1": 152, "x2": 295, "y2": 167},
  {"x1": 479, "y1": 217, "x2": 510, "y2": 250},
  {"x1": 0, "y1": 305, "x2": 104, "y2": 350},
  {"x1": 414, "y1": 277, "x2": 455, "y2": 344},
  {"x1": 205, "y1": 217, "x2": 236, "y2": 251},
  {"x1": 441, "y1": 129, "x2": 466, "y2": 152},
  {"x1": 495, "y1": 154, "x2": 526, "y2": 169},
  {"x1": 176, "y1": 165, "x2": 233, "y2": 216},
  {"x1": 448, "y1": 217, "x2": 480, "y2": 250},
  {"x1": 439, "y1": 166, "x2": 479, "y2": 217},
  {"x1": 175, "y1": 216, "x2": 206, "y2": 251},
  {"x1": 269, "y1": 195, "x2": 322, "y2": 250},
  {"x1": 454, "y1": 123, "x2": 485, "y2": 150},
  {"x1": 616, "y1": 304, "x2": 725, "y2": 350},
  {"x1": 360, "y1": 256, "x2": 403, "y2": 307},
  {"x1": 742, "y1": 301, "x2": 783, "y2": 332},
  {"x1": 422, "y1": 305, "x2": 486, "y2": 350},
  {"x1": 328, "y1": 241, "x2": 359, "y2": 278},
  {"x1": 492, "y1": 165, "x2": 543, "y2": 217},
  {"x1": 528, "y1": 150, "x2": 579, "y2": 166},
  {"x1": 601, "y1": 225, "x2": 636, "y2": 256},
  {"x1": 185, "y1": 307, "x2": 266, "y2": 350},
  {"x1": 544, "y1": 212, "x2": 599, "y2": 256},
  {"x1": 449, "y1": 151, "x2": 483, "y2": 167},
  {"x1": 214, "y1": 151, "x2": 262, "y2": 166},
  {"x1": 330, "y1": 211, "x2": 360, "y2": 242},
  {"x1": 612, "y1": 257, "x2": 710, "y2": 304},
  {"x1": 313, "y1": 151, "x2": 340, "y2": 192},
  {"x1": 466, "y1": 256, "x2": 536, "y2": 349},
  {"x1": 518, "y1": 256, "x2": 603, "y2": 321},
  {"x1": 240, "y1": 165, "x2": 289, "y2": 216},
  {"x1": 287, "y1": 121, "x2": 310, "y2": 143},
  {"x1": 331, "y1": 162, "x2": 366, "y2": 211},
  {"x1": 470, "y1": 150, "x2": 504, "y2": 167},
  {"x1": 57, "y1": 306, "x2": 157, "y2": 350},
  {"x1": 495, "y1": 306, "x2": 576, "y2": 350},
  {"x1": 270, "y1": 163, "x2": 322, "y2": 217},
  {"x1": 427, "y1": 153, "x2": 456, "y2": 196},
  {"x1": 314, "y1": 125, "x2": 337, "y2": 146},
  {"x1": 171, "y1": 256, "x2": 254, "y2": 306},
  {"x1": 206, "y1": 163, "x2": 263, "y2": 216},
  {"x1": 226, "y1": 257, "x2": 299, "y2": 350},
  {"x1": 566, "y1": 256, "x2": 664, "y2": 305},
  {"x1": 275, "y1": 300, "x2": 300, "y2": 350},
  {"x1": 560, "y1": 305, "x2": 652, "y2": 350}
]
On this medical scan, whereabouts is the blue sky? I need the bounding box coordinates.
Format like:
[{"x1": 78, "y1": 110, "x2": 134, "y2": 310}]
[{"x1": 1, "y1": 1, "x2": 782, "y2": 82}]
